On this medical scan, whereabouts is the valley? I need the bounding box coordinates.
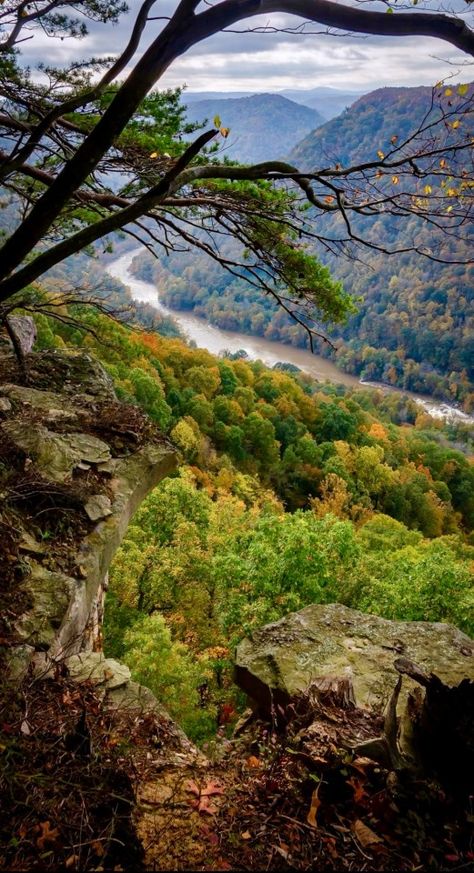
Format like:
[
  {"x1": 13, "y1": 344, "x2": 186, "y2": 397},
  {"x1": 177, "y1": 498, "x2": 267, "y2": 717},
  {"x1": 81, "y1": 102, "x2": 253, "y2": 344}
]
[{"x1": 106, "y1": 248, "x2": 474, "y2": 426}]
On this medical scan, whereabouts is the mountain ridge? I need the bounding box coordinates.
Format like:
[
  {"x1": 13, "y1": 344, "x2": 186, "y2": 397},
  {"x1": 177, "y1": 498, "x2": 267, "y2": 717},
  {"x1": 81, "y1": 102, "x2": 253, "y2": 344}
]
[{"x1": 184, "y1": 92, "x2": 325, "y2": 163}]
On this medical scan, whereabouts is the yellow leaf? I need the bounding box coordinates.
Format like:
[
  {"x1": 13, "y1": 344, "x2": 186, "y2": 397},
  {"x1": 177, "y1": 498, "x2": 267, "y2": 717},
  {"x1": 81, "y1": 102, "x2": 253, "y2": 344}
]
[
  {"x1": 307, "y1": 788, "x2": 321, "y2": 828},
  {"x1": 457, "y1": 84, "x2": 469, "y2": 96},
  {"x1": 444, "y1": 88, "x2": 453, "y2": 96},
  {"x1": 446, "y1": 205, "x2": 453, "y2": 212},
  {"x1": 392, "y1": 175, "x2": 399, "y2": 185},
  {"x1": 149, "y1": 151, "x2": 158, "y2": 159},
  {"x1": 450, "y1": 119, "x2": 460, "y2": 129},
  {"x1": 439, "y1": 159, "x2": 447, "y2": 169},
  {"x1": 447, "y1": 188, "x2": 457, "y2": 196},
  {"x1": 424, "y1": 185, "x2": 432, "y2": 195},
  {"x1": 220, "y1": 127, "x2": 230, "y2": 138},
  {"x1": 377, "y1": 150, "x2": 385, "y2": 160},
  {"x1": 213, "y1": 114, "x2": 221, "y2": 128}
]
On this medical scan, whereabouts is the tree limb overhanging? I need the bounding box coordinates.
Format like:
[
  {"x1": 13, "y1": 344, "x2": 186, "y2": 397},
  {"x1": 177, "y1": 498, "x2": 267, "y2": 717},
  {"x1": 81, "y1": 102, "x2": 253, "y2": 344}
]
[{"x1": 0, "y1": 0, "x2": 473, "y2": 337}]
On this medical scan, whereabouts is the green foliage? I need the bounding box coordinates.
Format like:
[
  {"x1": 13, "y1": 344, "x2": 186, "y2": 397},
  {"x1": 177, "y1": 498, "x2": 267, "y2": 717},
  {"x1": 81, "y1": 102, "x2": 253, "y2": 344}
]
[
  {"x1": 32, "y1": 303, "x2": 473, "y2": 740},
  {"x1": 122, "y1": 613, "x2": 215, "y2": 741}
]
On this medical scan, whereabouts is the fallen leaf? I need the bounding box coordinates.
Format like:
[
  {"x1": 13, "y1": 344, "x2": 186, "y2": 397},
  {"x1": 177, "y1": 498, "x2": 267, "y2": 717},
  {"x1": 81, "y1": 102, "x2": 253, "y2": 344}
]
[
  {"x1": 351, "y1": 757, "x2": 375, "y2": 774},
  {"x1": 65, "y1": 855, "x2": 79, "y2": 868},
  {"x1": 37, "y1": 821, "x2": 60, "y2": 850},
  {"x1": 197, "y1": 795, "x2": 219, "y2": 815},
  {"x1": 91, "y1": 840, "x2": 105, "y2": 857},
  {"x1": 307, "y1": 787, "x2": 321, "y2": 828},
  {"x1": 186, "y1": 779, "x2": 201, "y2": 797},
  {"x1": 347, "y1": 776, "x2": 369, "y2": 804},
  {"x1": 352, "y1": 819, "x2": 382, "y2": 849},
  {"x1": 246, "y1": 755, "x2": 261, "y2": 768},
  {"x1": 200, "y1": 780, "x2": 224, "y2": 797},
  {"x1": 241, "y1": 830, "x2": 252, "y2": 840}
]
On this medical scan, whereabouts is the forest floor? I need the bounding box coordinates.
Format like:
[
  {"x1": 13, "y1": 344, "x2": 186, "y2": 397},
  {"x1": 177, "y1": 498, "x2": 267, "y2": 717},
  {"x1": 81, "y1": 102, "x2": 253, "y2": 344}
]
[
  {"x1": 2, "y1": 668, "x2": 473, "y2": 871},
  {"x1": 135, "y1": 694, "x2": 474, "y2": 872}
]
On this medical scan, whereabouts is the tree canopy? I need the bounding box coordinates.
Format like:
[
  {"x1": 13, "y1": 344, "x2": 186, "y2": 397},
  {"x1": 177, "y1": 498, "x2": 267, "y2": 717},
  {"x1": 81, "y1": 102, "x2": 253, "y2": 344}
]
[{"x1": 0, "y1": 0, "x2": 473, "y2": 343}]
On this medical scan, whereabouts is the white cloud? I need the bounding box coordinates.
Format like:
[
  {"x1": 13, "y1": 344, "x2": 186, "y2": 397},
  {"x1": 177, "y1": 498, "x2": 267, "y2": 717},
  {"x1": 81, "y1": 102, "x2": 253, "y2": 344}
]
[{"x1": 16, "y1": 1, "x2": 473, "y2": 93}]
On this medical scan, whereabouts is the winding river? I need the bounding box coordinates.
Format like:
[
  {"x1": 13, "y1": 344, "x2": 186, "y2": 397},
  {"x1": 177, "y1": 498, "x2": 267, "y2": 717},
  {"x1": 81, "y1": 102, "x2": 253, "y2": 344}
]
[{"x1": 106, "y1": 249, "x2": 474, "y2": 426}]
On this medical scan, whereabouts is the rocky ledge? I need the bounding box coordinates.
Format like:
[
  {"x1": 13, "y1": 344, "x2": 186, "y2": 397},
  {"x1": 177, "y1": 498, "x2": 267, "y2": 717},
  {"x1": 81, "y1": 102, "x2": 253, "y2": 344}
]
[{"x1": 0, "y1": 346, "x2": 178, "y2": 717}]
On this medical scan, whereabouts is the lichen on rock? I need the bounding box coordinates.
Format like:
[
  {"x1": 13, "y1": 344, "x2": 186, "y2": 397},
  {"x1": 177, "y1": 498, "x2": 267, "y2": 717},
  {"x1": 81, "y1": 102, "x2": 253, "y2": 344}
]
[{"x1": 235, "y1": 602, "x2": 474, "y2": 754}]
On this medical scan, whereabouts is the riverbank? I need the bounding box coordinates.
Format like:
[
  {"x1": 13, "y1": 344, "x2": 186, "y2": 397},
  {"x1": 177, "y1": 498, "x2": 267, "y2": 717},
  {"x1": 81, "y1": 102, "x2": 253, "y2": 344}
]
[{"x1": 105, "y1": 249, "x2": 474, "y2": 427}]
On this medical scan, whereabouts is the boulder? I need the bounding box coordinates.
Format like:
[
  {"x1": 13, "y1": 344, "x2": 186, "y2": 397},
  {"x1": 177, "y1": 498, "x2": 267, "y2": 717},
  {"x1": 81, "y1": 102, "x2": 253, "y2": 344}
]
[
  {"x1": 235, "y1": 603, "x2": 474, "y2": 752},
  {"x1": 7, "y1": 316, "x2": 37, "y2": 355},
  {"x1": 84, "y1": 494, "x2": 113, "y2": 521},
  {"x1": 66, "y1": 652, "x2": 131, "y2": 689}
]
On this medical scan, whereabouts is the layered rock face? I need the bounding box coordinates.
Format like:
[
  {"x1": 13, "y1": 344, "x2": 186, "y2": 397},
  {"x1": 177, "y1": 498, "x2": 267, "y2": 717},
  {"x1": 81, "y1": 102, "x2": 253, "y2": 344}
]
[
  {"x1": 1, "y1": 347, "x2": 177, "y2": 710},
  {"x1": 235, "y1": 603, "x2": 474, "y2": 755}
]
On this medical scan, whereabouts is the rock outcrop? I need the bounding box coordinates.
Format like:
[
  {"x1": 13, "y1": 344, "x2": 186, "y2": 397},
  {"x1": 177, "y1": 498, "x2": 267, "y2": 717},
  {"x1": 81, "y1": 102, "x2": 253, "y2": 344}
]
[
  {"x1": 235, "y1": 603, "x2": 474, "y2": 755},
  {"x1": 1, "y1": 348, "x2": 177, "y2": 694}
]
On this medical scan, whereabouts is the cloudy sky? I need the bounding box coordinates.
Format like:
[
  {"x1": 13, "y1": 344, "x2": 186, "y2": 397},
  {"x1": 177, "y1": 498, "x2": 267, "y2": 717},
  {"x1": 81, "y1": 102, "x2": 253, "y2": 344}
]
[{"x1": 18, "y1": 0, "x2": 473, "y2": 94}]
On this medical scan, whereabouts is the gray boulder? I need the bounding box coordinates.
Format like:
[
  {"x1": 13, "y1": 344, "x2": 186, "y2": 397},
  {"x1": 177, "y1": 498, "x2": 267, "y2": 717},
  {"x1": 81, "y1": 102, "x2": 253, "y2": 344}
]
[
  {"x1": 7, "y1": 316, "x2": 37, "y2": 354},
  {"x1": 235, "y1": 603, "x2": 474, "y2": 751}
]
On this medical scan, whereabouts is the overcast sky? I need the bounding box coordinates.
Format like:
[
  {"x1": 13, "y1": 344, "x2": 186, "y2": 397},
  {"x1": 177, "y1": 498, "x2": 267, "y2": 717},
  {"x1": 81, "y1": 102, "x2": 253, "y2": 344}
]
[{"x1": 18, "y1": 0, "x2": 473, "y2": 94}]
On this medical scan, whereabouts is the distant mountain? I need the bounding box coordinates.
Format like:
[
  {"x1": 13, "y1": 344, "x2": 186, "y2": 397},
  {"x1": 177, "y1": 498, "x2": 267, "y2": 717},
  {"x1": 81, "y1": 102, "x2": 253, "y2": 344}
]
[
  {"x1": 276, "y1": 86, "x2": 365, "y2": 119},
  {"x1": 184, "y1": 87, "x2": 365, "y2": 120},
  {"x1": 184, "y1": 93, "x2": 324, "y2": 163},
  {"x1": 290, "y1": 85, "x2": 445, "y2": 168},
  {"x1": 149, "y1": 85, "x2": 474, "y2": 410}
]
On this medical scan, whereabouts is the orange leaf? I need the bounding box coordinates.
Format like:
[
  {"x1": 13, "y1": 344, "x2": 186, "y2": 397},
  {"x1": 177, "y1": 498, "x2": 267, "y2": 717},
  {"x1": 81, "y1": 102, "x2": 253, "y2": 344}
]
[
  {"x1": 37, "y1": 821, "x2": 60, "y2": 851},
  {"x1": 246, "y1": 755, "x2": 261, "y2": 769},
  {"x1": 91, "y1": 840, "x2": 105, "y2": 857},
  {"x1": 307, "y1": 788, "x2": 321, "y2": 828},
  {"x1": 347, "y1": 777, "x2": 369, "y2": 804},
  {"x1": 324, "y1": 195, "x2": 334, "y2": 204}
]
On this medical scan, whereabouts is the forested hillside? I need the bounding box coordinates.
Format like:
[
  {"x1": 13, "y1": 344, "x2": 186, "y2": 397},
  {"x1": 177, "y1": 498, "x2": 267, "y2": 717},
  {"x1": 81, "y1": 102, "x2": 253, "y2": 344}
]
[
  {"x1": 184, "y1": 93, "x2": 324, "y2": 163},
  {"x1": 30, "y1": 302, "x2": 474, "y2": 739},
  {"x1": 139, "y1": 85, "x2": 474, "y2": 411}
]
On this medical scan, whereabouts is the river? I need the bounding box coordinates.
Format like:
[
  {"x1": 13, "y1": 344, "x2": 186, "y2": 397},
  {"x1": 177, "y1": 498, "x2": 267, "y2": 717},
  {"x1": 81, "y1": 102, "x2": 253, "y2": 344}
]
[{"x1": 106, "y1": 249, "x2": 474, "y2": 426}]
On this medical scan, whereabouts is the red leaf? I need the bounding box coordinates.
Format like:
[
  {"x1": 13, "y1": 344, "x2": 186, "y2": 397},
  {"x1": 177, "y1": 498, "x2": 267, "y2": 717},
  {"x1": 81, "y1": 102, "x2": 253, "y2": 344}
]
[{"x1": 200, "y1": 780, "x2": 224, "y2": 798}]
